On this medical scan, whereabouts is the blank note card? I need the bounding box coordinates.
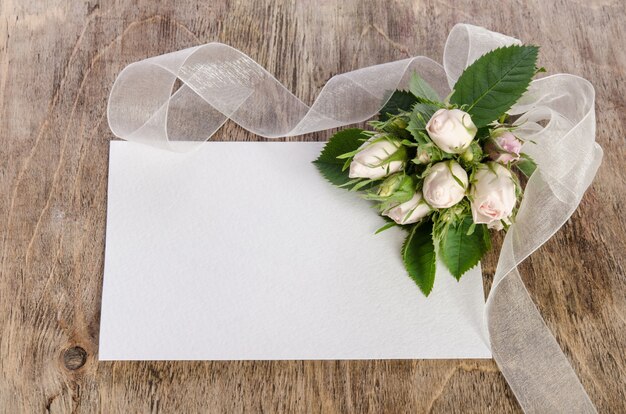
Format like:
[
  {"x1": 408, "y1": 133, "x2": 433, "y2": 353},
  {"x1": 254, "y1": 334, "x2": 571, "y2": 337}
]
[{"x1": 99, "y1": 141, "x2": 491, "y2": 360}]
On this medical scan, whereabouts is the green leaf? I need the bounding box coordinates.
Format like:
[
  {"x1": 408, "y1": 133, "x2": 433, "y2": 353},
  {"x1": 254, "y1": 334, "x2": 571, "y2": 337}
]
[
  {"x1": 409, "y1": 73, "x2": 441, "y2": 102},
  {"x1": 402, "y1": 221, "x2": 437, "y2": 296},
  {"x1": 379, "y1": 214, "x2": 410, "y2": 232},
  {"x1": 313, "y1": 128, "x2": 366, "y2": 186},
  {"x1": 337, "y1": 178, "x2": 362, "y2": 188},
  {"x1": 450, "y1": 45, "x2": 539, "y2": 127},
  {"x1": 466, "y1": 221, "x2": 476, "y2": 236},
  {"x1": 407, "y1": 103, "x2": 438, "y2": 143},
  {"x1": 350, "y1": 179, "x2": 374, "y2": 192},
  {"x1": 379, "y1": 90, "x2": 417, "y2": 121},
  {"x1": 516, "y1": 153, "x2": 537, "y2": 178},
  {"x1": 367, "y1": 116, "x2": 412, "y2": 141},
  {"x1": 375, "y1": 221, "x2": 397, "y2": 234},
  {"x1": 440, "y1": 217, "x2": 491, "y2": 280},
  {"x1": 475, "y1": 126, "x2": 492, "y2": 142}
]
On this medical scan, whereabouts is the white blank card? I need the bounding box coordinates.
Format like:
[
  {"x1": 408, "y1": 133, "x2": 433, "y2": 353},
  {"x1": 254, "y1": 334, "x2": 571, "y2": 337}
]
[{"x1": 99, "y1": 141, "x2": 491, "y2": 360}]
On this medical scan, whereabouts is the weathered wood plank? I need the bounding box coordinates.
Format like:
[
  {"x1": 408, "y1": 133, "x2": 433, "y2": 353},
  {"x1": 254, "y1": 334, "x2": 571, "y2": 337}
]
[{"x1": 0, "y1": 0, "x2": 624, "y2": 412}]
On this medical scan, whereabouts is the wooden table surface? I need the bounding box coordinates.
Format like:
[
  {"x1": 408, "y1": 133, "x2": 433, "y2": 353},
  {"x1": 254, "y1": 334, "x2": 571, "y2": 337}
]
[{"x1": 1, "y1": 0, "x2": 625, "y2": 412}]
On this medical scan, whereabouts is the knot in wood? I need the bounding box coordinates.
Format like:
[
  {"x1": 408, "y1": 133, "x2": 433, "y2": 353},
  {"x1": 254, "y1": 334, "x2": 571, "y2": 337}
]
[{"x1": 63, "y1": 346, "x2": 87, "y2": 370}]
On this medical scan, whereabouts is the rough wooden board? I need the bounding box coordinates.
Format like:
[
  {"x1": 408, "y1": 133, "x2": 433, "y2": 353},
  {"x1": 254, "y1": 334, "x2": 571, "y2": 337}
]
[{"x1": 1, "y1": 0, "x2": 624, "y2": 412}]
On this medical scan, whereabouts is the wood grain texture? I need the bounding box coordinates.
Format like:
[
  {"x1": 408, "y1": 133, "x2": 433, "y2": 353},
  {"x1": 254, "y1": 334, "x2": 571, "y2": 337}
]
[{"x1": 1, "y1": 0, "x2": 624, "y2": 412}]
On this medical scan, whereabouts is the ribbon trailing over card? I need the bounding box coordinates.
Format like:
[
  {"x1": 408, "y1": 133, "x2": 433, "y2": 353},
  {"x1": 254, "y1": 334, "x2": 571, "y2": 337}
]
[{"x1": 107, "y1": 24, "x2": 602, "y2": 413}]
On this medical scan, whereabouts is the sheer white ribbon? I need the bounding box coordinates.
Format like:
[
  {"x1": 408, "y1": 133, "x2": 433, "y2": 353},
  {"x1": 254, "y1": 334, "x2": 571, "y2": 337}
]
[{"x1": 107, "y1": 24, "x2": 602, "y2": 413}]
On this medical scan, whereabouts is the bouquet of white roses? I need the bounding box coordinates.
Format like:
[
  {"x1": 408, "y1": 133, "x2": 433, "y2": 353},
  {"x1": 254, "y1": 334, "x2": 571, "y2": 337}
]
[{"x1": 314, "y1": 45, "x2": 541, "y2": 296}]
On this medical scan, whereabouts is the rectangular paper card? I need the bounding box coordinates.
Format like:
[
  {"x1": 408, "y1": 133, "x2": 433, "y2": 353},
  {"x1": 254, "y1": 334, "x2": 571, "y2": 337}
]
[{"x1": 99, "y1": 141, "x2": 491, "y2": 360}]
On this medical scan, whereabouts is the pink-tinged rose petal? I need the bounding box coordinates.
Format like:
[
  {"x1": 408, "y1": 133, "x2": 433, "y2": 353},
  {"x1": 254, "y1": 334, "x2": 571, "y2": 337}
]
[
  {"x1": 470, "y1": 163, "x2": 517, "y2": 229},
  {"x1": 487, "y1": 130, "x2": 522, "y2": 164}
]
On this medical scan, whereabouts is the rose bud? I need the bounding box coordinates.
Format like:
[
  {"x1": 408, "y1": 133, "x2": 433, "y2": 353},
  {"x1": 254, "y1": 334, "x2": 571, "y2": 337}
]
[
  {"x1": 423, "y1": 161, "x2": 468, "y2": 208},
  {"x1": 378, "y1": 174, "x2": 413, "y2": 198},
  {"x1": 414, "y1": 147, "x2": 432, "y2": 165},
  {"x1": 486, "y1": 129, "x2": 522, "y2": 164},
  {"x1": 349, "y1": 134, "x2": 406, "y2": 180},
  {"x1": 425, "y1": 109, "x2": 477, "y2": 154},
  {"x1": 470, "y1": 162, "x2": 517, "y2": 229},
  {"x1": 461, "y1": 147, "x2": 474, "y2": 163},
  {"x1": 384, "y1": 191, "x2": 431, "y2": 225},
  {"x1": 392, "y1": 117, "x2": 408, "y2": 129},
  {"x1": 460, "y1": 141, "x2": 483, "y2": 165}
]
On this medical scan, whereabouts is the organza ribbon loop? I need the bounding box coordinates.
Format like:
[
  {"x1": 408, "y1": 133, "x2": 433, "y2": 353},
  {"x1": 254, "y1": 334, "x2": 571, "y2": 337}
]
[
  {"x1": 107, "y1": 24, "x2": 601, "y2": 413},
  {"x1": 108, "y1": 43, "x2": 448, "y2": 151}
]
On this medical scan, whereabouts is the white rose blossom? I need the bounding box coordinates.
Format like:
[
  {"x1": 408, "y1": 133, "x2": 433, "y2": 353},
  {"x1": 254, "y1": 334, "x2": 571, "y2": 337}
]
[
  {"x1": 425, "y1": 108, "x2": 477, "y2": 154},
  {"x1": 470, "y1": 162, "x2": 517, "y2": 229},
  {"x1": 384, "y1": 191, "x2": 431, "y2": 225},
  {"x1": 348, "y1": 135, "x2": 405, "y2": 180},
  {"x1": 422, "y1": 161, "x2": 468, "y2": 209}
]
